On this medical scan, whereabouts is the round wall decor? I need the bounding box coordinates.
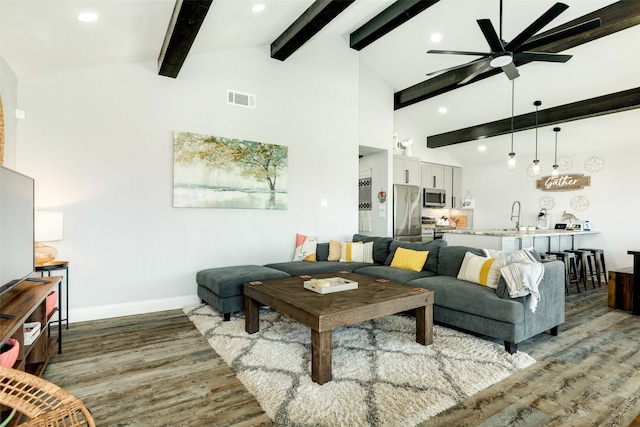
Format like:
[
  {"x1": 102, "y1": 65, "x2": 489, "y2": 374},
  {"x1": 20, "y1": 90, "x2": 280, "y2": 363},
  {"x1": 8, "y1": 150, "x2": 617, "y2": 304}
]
[
  {"x1": 584, "y1": 156, "x2": 605, "y2": 173},
  {"x1": 538, "y1": 196, "x2": 555, "y2": 210},
  {"x1": 570, "y1": 195, "x2": 589, "y2": 211},
  {"x1": 558, "y1": 155, "x2": 573, "y2": 171}
]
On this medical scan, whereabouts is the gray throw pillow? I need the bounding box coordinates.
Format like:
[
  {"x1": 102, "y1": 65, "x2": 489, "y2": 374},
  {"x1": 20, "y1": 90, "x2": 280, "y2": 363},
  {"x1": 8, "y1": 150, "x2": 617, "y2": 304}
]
[
  {"x1": 437, "y1": 245, "x2": 484, "y2": 277},
  {"x1": 352, "y1": 234, "x2": 393, "y2": 265}
]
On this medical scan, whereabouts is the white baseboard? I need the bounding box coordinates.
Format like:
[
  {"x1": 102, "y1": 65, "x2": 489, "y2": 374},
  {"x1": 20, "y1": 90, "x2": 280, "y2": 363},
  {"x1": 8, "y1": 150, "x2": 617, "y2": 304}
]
[{"x1": 67, "y1": 294, "x2": 201, "y2": 323}]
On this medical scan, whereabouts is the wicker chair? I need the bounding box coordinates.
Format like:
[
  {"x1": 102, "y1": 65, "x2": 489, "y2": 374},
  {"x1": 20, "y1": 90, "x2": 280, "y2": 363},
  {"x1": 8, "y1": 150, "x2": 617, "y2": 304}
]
[{"x1": 0, "y1": 365, "x2": 95, "y2": 427}]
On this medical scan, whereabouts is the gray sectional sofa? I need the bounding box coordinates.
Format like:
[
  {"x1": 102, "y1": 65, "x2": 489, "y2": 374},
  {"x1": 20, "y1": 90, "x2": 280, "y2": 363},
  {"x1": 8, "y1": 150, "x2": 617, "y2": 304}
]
[{"x1": 196, "y1": 234, "x2": 565, "y2": 353}]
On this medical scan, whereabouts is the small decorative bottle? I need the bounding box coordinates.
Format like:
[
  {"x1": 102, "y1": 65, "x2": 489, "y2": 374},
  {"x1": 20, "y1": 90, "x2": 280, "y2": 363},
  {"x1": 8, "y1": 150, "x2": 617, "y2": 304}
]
[{"x1": 584, "y1": 220, "x2": 591, "y2": 231}]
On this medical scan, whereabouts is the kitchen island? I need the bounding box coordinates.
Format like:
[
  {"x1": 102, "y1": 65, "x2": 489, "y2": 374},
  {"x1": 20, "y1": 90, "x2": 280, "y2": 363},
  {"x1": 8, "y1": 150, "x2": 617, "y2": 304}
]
[{"x1": 444, "y1": 228, "x2": 599, "y2": 253}]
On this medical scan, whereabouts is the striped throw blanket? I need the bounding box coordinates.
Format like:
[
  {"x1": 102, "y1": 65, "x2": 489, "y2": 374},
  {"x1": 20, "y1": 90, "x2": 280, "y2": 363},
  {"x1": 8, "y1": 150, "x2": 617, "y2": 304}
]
[{"x1": 484, "y1": 249, "x2": 544, "y2": 313}]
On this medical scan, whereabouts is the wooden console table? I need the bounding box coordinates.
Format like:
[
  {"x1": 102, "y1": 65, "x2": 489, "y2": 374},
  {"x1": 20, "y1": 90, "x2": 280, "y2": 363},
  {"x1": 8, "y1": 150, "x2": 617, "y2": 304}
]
[
  {"x1": 608, "y1": 267, "x2": 634, "y2": 311},
  {"x1": 0, "y1": 277, "x2": 61, "y2": 376}
]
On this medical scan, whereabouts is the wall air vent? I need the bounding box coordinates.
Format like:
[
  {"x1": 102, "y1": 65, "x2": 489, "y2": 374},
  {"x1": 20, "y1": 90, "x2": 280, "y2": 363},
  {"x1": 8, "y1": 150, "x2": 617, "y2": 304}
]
[{"x1": 227, "y1": 89, "x2": 256, "y2": 109}]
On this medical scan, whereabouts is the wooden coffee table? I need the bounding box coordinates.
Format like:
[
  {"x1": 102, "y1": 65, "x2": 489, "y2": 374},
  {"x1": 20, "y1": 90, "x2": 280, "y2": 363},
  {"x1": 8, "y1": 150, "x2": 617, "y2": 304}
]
[{"x1": 243, "y1": 272, "x2": 434, "y2": 384}]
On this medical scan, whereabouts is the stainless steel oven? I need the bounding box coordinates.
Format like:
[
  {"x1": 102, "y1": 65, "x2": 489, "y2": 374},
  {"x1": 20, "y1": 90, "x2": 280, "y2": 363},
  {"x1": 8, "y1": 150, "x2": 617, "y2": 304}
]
[{"x1": 423, "y1": 188, "x2": 446, "y2": 207}]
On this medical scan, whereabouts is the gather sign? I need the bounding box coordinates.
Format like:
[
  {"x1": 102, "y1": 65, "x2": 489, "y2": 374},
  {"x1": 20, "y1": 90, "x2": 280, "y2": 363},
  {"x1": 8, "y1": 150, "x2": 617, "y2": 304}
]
[{"x1": 536, "y1": 173, "x2": 591, "y2": 192}]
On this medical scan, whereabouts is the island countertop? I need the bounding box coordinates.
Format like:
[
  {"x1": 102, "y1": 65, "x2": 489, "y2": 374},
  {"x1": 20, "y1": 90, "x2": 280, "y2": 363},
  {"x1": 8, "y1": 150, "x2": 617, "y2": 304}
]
[
  {"x1": 443, "y1": 228, "x2": 599, "y2": 252},
  {"x1": 444, "y1": 228, "x2": 599, "y2": 237}
]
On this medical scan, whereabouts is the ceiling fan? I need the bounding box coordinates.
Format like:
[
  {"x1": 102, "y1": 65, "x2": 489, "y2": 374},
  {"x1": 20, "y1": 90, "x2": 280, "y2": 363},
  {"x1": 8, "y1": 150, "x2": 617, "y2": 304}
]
[{"x1": 426, "y1": 1, "x2": 601, "y2": 84}]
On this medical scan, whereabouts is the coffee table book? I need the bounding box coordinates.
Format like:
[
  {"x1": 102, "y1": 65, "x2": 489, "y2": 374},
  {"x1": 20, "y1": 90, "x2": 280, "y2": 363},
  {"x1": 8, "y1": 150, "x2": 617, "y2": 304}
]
[{"x1": 303, "y1": 277, "x2": 358, "y2": 294}]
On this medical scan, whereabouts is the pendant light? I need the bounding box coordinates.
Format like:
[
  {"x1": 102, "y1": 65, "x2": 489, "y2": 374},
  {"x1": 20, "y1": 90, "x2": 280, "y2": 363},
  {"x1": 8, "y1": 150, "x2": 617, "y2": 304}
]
[
  {"x1": 531, "y1": 100, "x2": 541, "y2": 174},
  {"x1": 507, "y1": 80, "x2": 516, "y2": 169},
  {"x1": 552, "y1": 127, "x2": 561, "y2": 176}
]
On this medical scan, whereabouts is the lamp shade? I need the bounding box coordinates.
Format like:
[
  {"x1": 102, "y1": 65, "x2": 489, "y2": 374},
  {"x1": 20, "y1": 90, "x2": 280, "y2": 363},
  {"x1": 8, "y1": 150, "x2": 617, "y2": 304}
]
[{"x1": 35, "y1": 211, "x2": 63, "y2": 242}]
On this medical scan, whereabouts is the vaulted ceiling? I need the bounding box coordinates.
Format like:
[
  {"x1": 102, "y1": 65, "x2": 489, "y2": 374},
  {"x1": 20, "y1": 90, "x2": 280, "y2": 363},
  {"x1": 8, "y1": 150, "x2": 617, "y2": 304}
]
[{"x1": 1, "y1": 0, "x2": 638, "y2": 163}]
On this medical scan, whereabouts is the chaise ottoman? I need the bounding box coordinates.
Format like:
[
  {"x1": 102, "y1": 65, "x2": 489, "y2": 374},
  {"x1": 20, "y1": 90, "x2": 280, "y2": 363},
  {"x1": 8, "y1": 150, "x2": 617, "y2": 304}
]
[{"x1": 196, "y1": 265, "x2": 290, "y2": 320}]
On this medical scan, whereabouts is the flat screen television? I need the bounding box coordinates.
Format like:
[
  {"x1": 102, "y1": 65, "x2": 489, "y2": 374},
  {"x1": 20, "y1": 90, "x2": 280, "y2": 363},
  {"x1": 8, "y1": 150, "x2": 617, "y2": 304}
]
[{"x1": 0, "y1": 165, "x2": 35, "y2": 301}]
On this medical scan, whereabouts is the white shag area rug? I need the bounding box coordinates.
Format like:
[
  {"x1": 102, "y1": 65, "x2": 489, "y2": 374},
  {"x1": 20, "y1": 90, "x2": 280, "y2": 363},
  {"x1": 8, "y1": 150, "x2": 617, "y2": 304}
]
[{"x1": 184, "y1": 304, "x2": 535, "y2": 427}]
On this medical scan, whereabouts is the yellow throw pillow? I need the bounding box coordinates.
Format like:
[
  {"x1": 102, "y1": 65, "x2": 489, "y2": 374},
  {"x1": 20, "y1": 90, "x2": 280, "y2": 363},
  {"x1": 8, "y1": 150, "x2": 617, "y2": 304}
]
[
  {"x1": 390, "y1": 247, "x2": 429, "y2": 272},
  {"x1": 457, "y1": 252, "x2": 505, "y2": 288}
]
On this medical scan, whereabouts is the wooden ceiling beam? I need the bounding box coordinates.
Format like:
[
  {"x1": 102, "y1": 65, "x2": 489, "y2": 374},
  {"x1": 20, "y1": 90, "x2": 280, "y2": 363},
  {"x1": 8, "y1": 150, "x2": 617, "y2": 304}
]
[
  {"x1": 349, "y1": 0, "x2": 440, "y2": 51},
  {"x1": 271, "y1": 0, "x2": 355, "y2": 61},
  {"x1": 158, "y1": 0, "x2": 213, "y2": 78},
  {"x1": 426, "y1": 87, "x2": 640, "y2": 148},
  {"x1": 395, "y1": 1, "x2": 640, "y2": 110}
]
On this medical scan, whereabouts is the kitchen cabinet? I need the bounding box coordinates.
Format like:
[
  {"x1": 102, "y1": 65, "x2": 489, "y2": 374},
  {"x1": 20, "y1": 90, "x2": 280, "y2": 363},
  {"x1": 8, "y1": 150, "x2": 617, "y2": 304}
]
[
  {"x1": 421, "y1": 162, "x2": 444, "y2": 189},
  {"x1": 443, "y1": 166, "x2": 463, "y2": 208},
  {"x1": 393, "y1": 155, "x2": 421, "y2": 186}
]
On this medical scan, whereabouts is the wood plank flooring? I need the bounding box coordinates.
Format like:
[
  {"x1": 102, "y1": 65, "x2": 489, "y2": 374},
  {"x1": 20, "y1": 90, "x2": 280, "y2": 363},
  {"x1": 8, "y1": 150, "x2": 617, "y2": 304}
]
[{"x1": 43, "y1": 284, "x2": 640, "y2": 426}]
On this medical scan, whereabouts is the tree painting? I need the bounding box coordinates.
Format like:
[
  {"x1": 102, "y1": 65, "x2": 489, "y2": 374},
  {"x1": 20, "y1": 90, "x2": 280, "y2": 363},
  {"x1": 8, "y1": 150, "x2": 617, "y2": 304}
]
[{"x1": 173, "y1": 131, "x2": 288, "y2": 209}]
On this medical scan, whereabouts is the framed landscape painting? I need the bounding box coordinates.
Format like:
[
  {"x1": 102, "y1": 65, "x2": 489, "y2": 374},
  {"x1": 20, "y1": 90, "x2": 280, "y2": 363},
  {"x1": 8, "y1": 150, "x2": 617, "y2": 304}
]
[{"x1": 173, "y1": 131, "x2": 288, "y2": 209}]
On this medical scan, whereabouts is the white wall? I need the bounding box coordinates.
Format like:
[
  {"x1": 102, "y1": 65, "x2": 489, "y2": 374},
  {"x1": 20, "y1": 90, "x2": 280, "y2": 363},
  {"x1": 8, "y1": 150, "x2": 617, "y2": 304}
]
[
  {"x1": 1, "y1": 56, "x2": 18, "y2": 167},
  {"x1": 462, "y1": 143, "x2": 640, "y2": 270},
  {"x1": 358, "y1": 60, "x2": 394, "y2": 237},
  {"x1": 359, "y1": 151, "x2": 391, "y2": 237},
  {"x1": 15, "y1": 37, "x2": 367, "y2": 321}
]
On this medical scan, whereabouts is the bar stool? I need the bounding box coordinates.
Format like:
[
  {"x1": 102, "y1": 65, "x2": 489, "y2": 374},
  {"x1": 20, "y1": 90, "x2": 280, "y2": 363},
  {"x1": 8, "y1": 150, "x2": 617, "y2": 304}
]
[
  {"x1": 566, "y1": 249, "x2": 597, "y2": 289},
  {"x1": 578, "y1": 248, "x2": 607, "y2": 286},
  {"x1": 548, "y1": 251, "x2": 581, "y2": 294}
]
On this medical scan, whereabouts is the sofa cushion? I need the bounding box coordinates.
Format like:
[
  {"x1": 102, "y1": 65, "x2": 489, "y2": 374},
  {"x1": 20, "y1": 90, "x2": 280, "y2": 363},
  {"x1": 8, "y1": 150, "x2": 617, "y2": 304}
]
[
  {"x1": 354, "y1": 265, "x2": 436, "y2": 284},
  {"x1": 352, "y1": 234, "x2": 393, "y2": 265},
  {"x1": 265, "y1": 261, "x2": 372, "y2": 276},
  {"x1": 385, "y1": 239, "x2": 447, "y2": 273},
  {"x1": 408, "y1": 275, "x2": 525, "y2": 324},
  {"x1": 437, "y1": 246, "x2": 485, "y2": 277},
  {"x1": 196, "y1": 265, "x2": 290, "y2": 298},
  {"x1": 316, "y1": 243, "x2": 329, "y2": 262}
]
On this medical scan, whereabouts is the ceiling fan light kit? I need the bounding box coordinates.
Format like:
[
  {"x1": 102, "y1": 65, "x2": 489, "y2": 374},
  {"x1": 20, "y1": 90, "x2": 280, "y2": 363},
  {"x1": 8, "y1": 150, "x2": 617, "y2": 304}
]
[{"x1": 489, "y1": 52, "x2": 513, "y2": 68}]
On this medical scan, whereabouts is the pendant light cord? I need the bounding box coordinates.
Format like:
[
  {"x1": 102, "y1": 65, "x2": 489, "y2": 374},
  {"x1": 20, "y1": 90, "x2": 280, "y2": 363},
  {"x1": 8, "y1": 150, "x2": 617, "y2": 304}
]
[{"x1": 510, "y1": 80, "x2": 514, "y2": 152}]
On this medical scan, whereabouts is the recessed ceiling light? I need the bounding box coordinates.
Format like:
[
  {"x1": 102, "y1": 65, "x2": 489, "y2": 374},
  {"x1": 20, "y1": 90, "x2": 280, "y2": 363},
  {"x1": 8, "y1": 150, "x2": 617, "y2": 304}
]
[
  {"x1": 438, "y1": 107, "x2": 447, "y2": 114},
  {"x1": 478, "y1": 145, "x2": 487, "y2": 152},
  {"x1": 77, "y1": 12, "x2": 98, "y2": 22},
  {"x1": 430, "y1": 33, "x2": 442, "y2": 43},
  {"x1": 252, "y1": 4, "x2": 265, "y2": 13}
]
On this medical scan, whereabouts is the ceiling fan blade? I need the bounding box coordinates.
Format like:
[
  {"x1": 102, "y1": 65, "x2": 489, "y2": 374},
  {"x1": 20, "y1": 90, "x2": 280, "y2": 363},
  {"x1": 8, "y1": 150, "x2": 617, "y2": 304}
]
[
  {"x1": 504, "y1": 2, "x2": 569, "y2": 51},
  {"x1": 477, "y1": 19, "x2": 504, "y2": 52},
  {"x1": 517, "y1": 18, "x2": 601, "y2": 52},
  {"x1": 501, "y1": 62, "x2": 520, "y2": 80},
  {"x1": 458, "y1": 60, "x2": 492, "y2": 85},
  {"x1": 515, "y1": 51, "x2": 572, "y2": 63},
  {"x1": 426, "y1": 58, "x2": 487, "y2": 76},
  {"x1": 427, "y1": 49, "x2": 490, "y2": 56}
]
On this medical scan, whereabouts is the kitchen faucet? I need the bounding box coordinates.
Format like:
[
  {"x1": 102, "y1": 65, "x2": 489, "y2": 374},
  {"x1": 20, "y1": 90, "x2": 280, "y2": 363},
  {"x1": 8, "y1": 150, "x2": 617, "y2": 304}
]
[{"x1": 511, "y1": 201, "x2": 521, "y2": 229}]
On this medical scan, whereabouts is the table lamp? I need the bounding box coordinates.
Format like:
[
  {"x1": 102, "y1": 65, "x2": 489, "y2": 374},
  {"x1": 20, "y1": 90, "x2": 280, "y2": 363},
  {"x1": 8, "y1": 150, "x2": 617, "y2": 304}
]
[{"x1": 34, "y1": 211, "x2": 63, "y2": 266}]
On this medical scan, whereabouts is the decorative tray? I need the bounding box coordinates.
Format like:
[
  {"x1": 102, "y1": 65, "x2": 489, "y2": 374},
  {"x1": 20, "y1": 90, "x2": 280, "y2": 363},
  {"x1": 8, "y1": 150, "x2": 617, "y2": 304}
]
[{"x1": 303, "y1": 277, "x2": 358, "y2": 294}]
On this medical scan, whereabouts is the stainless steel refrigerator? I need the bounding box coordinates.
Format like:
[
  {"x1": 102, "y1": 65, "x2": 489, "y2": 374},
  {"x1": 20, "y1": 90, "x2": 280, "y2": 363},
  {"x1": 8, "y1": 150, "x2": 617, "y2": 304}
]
[{"x1": 393, "y1": 184, "x2": 422, "y2": 242}]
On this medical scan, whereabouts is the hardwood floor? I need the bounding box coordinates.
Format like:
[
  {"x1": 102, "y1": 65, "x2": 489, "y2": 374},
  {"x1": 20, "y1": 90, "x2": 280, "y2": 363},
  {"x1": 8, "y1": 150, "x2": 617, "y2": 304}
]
[{"x1": 43, "y1": 284, "x2": 640, "y2": 426}]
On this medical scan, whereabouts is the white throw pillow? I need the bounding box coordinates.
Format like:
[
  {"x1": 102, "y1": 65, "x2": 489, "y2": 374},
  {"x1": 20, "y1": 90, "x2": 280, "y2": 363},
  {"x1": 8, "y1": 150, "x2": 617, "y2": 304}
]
[
  {"x1": 339, "y1": 241, "x2": 374, "y2": 263},
  {"x1": 457, "y1": 252, "x2": 505, "y2": 289}
]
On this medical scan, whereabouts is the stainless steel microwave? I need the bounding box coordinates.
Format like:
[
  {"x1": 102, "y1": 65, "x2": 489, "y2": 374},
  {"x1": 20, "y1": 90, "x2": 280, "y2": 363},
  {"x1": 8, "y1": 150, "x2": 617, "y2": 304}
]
[{"x1": 423, "y1": 188, "x2": 446, "y2": 207}]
